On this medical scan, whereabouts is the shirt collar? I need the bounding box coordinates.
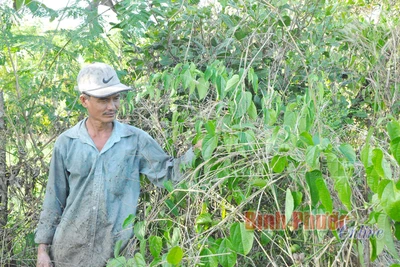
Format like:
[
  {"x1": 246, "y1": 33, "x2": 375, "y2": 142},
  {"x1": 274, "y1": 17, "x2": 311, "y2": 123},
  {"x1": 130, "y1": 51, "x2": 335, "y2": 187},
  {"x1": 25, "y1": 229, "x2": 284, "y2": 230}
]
[{"x1": 64, "y1": 119, "x2": 136, "y2": 152}]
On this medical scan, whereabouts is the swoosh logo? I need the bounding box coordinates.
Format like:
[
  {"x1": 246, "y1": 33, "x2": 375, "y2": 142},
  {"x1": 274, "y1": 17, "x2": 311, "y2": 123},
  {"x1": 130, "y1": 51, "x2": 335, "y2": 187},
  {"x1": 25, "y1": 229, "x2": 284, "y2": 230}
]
[{"x1": 103, "y1": 76, "x2": 114, "y2": 84}]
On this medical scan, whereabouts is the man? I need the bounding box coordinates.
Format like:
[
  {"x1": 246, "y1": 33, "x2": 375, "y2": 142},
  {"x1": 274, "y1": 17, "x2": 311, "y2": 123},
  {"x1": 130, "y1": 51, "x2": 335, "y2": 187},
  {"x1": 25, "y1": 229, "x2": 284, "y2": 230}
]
[{"x1": 35, "y1": 62, "x2": 198, "y2": 267}]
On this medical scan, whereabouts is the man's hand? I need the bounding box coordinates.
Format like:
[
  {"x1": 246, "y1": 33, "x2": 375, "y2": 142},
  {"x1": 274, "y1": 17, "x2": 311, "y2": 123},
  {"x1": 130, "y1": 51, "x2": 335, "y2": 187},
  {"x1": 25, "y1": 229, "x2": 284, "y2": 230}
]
[{"x1": 37, "y1": 244, "x2": 53, "y2": 267}]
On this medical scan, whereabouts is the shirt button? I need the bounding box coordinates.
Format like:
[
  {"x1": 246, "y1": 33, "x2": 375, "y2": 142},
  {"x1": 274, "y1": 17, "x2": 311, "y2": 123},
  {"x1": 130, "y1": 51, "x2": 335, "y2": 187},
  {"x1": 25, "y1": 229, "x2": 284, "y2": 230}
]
[{"x1": 93, "y1": 206, "x2": 96, "y2": 210}]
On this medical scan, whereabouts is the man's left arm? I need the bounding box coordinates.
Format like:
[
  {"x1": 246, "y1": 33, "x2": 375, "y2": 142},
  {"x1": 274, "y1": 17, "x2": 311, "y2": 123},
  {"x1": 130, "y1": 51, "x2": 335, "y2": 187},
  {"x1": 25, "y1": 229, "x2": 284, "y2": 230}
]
[{"x1": 139, "y1": 134, "x2": 198, "y2": 187}]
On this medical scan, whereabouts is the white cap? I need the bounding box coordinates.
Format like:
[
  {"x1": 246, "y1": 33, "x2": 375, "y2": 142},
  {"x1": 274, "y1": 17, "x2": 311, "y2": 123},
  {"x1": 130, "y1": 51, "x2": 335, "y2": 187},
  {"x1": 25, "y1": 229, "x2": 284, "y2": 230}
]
[{"x1": 77, "y1": 62, "x2": 131, "y2": 97}]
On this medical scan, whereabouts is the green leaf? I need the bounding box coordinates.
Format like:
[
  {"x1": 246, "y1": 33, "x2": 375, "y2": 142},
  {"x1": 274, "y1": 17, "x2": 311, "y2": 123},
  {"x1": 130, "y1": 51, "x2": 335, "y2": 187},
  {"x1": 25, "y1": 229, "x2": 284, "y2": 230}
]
[
  {"x1": 202, "y1": 134, "x2": 218, "y2": 160},
  {"x1": 390, "y1": 137, "x2": 400, "y2": 165},
  {"x1": 162, "y1": 73, "x2": 172, "y2": 90},
  {"x1": 167, "y1": 246, "x2": 183, "y2": 265},
  {"x1": 223, "y1": 134, "x2": 238, "y2": 153},
  {"x1": 299, "y1": 131, "x2": 314, "y2": 146},
  {"x1": 283, "y1": 110, "x2": 296, "y2": 130},
  {"x1": 234, "y1": 28, "x2": 249, "y2": 40},
  {"x1": 380, "y1": 181, "x2": 400, "y2": 221},
  {"x1": 315, "y1": 178, "x2": 333, "y2": 213},
  {"x1": 279, "y1": 15, "x2": 291, "y2": 26},
  {"x1": 134, "y1": 221, "x2": 146, "y2": 240},
  {"x1": 133, "y1": 253, "x2": 146, "y2": 267},
  {"x1": 196, "y1": 213, "x2": 212, "y2": 225},
  {"x1": 149, "y1": 235, "x2": 163, "y2": 258},
  {"x1": 387, "y1": 121, "x2": 400, "y2": 140},
  {"x1": 164, "y1": 180, "x2": 174, "y2": 193},
  {"x1": 171, "y1": 228, "x2": 181, "y2": 247},
  {"x1": 370, "y1": 236, "x2": 378, "y2": 262},
  {"x1": 366, "y1": 167, "x2": 380, "y2": 193},
  {"x1": 247, "y1": 101, "x2": 257, "y2": 120},
  {"x1": 285, "y1": 188, "x2": 294, "y2": 224},
  {"x1": 264, "y1": 108, "x2": 277, "y2": 126},
  {"x1": 182, "y1": 69, "x2": 192, "y2": 90},
  {"x1": 114, "y1": 240, "x2": 123, "y2": 258},
  {"x1": 200, "y1": 248, "x2": 218, "y2": 267},
  {"x1": 237, "y1": 130, "x2": 256, "y2": 151},
  {"x1": 225, "y1": 74, "x2": 239, "y2": 92},
  {"x1": 372, "y1": 149, "x2": 385, "y2": 177},
  {"x1": 204, "y1": 66, "x2": 213, "y2": 81},
  {"x1": 377, "y1": 214, "x2": 400, "y2": 259},
  {"x1": 292, "y1": 191, "x2": 303, "y2": 209},
  {"x1": 355, "y1": 240, "x2": 364, "y2": 265},
  {"x1": 122, "y1": 214, "x2": 136, "y2": 229},
  {"x1": 229, "y1": 223, "x2": 254, "y2": 255},
  {"x1": 382, "y1": 153, "x2": 392, "y2": 179},
  {"x1": 252, "y1": 71, "x2": 258, "y2": 94},
  {"x1": 247, "y1": 68, "x2": 259, "y2": 94},
  {"x1": 394, "y1": 222, "x2": 400, "y2": 240},
  {"x1": 325, "y1": 152, "x2": 346, "y2": 179},
  {"x1": 260, "y1": 230, "x2": 273, "y2": 246},
  {"x1": 221, "y1": 14, "x2": 235, "y2": 27},
  {"x1": 196, "y1": 77, "x2": 209, "y2": 100},
  {"x1": 378, "y1": 179, "x2": 392, "y2": 199},
  {"x1": 233, "y1": 91, "x2": 252, "y2": 118},
  {"x1": 250, "y1": 178, "x2": 267, "y2": 188},
  {"x1": 306, "y1": 145, "x2": 320, "y2": 170},
  {"x1": 339, "y1": 143, "x2": 356, "y2": 164},
  {"x1": 148, "y1": 257, "x2": 161, "y2": 267},
  {"x1": 217, "y1": 238, "x2": 237, "y2": 267},
  {"x1": 270, "y1": 155, "x2": 287, "y2": 173},
  {"x1": 15, "y1": 0, "x2": 32, "y2": 10},
  {"x1": 278, "y1": 143, "x2": 291, "y2": 152},
  {"x1": 205, "y1": 120, "x2": 216, "y2": 135},
  {"x1": 189, "y1": 80, "x2": 196, "y2": 95},
  {"x1": 334, "y1": 177, "x2": 352, "y2": 211},
  {"x1": 25, "y1": 0, "x2": 41, "y2": 14},
  {"x1": 216, "y1": 75, "x2": 226, "y2": 99},
  {"x1": 306, "y1": 170, "x2": 322, "y2": 206},
  {"x1": 160, "y1": 55, "x2": 174, "y2": 66},
  {"x1": 106, "y1": 256, "x2": 126, "y2": 267},
  {"x1": 361, "y1": 129, "x2": 373, "y2": 167}
]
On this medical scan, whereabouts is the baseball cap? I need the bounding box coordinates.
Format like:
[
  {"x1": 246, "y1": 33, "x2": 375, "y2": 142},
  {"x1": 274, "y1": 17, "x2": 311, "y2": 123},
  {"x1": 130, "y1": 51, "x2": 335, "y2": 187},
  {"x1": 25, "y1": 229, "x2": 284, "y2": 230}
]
[{"x1": 76, "y1": 62, "x2": 131, "y2": 97}]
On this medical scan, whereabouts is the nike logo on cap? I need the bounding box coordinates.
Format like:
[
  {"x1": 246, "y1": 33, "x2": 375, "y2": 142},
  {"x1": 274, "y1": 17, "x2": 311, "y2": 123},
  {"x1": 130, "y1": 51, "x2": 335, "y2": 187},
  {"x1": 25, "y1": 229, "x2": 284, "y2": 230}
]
[{"x1": 103, "y1": 76, "x2": 114, "y2": 83}]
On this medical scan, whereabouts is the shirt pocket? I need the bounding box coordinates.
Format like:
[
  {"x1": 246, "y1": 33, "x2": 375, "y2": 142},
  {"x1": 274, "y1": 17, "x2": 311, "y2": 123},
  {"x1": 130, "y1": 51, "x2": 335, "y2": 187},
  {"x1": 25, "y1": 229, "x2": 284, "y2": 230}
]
[
  {"x1": 106, "y1": 150, "x2": 137, "y2": 196},
  {"x1": 66, "y1": 150, "x2": 95, "y2": 186}
]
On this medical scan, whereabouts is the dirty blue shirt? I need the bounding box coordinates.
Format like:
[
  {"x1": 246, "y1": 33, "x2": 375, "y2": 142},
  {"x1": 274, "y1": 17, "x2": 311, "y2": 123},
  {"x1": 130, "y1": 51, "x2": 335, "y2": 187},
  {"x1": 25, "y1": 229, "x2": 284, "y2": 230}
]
[{"x1": 35, "y1": 119, "x2": 194, "y2": 266}]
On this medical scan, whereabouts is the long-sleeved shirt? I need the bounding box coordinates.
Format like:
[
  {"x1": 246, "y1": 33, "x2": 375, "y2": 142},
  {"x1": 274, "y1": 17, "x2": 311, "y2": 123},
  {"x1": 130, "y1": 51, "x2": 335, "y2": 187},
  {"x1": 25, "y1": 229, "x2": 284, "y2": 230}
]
[{"x1": 34, "y1": 119, "x2": 194, "y2": 266}]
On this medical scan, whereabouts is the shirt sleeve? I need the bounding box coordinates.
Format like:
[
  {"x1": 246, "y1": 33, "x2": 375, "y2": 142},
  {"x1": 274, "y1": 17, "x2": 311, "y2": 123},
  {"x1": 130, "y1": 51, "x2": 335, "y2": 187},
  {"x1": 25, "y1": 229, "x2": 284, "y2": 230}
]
[
  {"x1": 139, "y1": 134, "x2": 195, "y2": 188},
  {"x1": 34, "y1": 140, "x2": 69, "y2": 244}
]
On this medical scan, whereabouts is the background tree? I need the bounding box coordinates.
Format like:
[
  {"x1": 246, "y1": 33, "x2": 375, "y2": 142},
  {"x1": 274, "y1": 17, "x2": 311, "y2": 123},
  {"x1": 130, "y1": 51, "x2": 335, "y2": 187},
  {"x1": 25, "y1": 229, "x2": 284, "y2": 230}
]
[{"x1": 0, "y1": 0, "x2": 399, "y2": 266}]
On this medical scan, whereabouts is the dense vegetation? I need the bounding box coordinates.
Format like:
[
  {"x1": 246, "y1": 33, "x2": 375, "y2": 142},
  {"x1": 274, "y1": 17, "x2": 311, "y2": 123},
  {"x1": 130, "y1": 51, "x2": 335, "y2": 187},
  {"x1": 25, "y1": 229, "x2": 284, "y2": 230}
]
[{"x1": 0, "y1": 0, "x2": 399, "y2": 266}]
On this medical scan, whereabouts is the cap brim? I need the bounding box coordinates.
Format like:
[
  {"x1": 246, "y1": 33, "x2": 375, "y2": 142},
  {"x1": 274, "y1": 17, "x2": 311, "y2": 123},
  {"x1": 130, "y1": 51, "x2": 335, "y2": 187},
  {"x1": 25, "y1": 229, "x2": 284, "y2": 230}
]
[{"x1": 82, "y1": 83, "x2": 132, "y2": 97}]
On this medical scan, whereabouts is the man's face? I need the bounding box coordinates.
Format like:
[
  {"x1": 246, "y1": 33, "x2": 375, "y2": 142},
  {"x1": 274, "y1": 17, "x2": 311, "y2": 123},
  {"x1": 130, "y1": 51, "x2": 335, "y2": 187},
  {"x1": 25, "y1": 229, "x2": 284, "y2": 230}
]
[{"x1": 80, "y1": 93, "x2": 121, "y2": 123}]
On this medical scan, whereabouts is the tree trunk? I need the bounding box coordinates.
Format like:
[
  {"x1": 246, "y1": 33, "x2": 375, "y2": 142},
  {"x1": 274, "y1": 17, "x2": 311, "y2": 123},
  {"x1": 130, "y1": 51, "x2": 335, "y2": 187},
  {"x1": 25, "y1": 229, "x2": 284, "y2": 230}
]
[{"x1": 0, "y1": 89, "x2": 8, "y2": 246}]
